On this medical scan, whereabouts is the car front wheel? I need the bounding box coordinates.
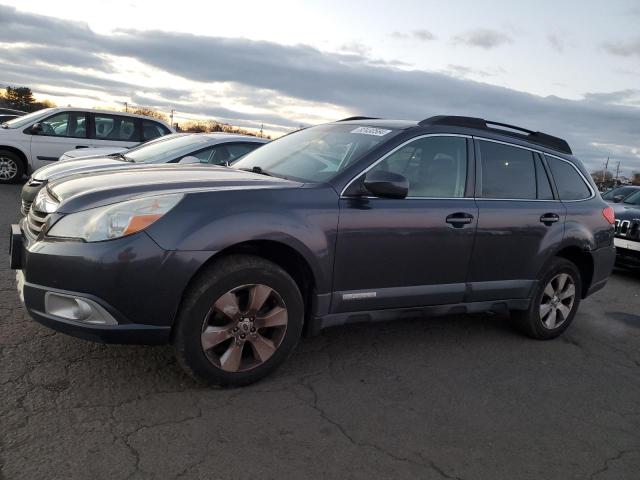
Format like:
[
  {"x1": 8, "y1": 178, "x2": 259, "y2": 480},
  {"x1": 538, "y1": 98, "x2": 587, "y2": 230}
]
[
  {"x1": 512, "y1": 257, "x2": 582, "y2": 339},
  {"x1": 173, "y1": 255, "x2": 304, "y2": 387},
  {"x1": 0, "y1": 150, "x2": 23, "y2": 184}
]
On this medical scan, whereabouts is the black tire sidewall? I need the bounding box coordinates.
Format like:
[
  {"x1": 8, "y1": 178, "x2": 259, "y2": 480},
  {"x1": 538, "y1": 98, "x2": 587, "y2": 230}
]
[
  {"x1": 0, "y1": 151, "x2": 23, "y2": 184},
  {"x1": 174, "y1": 257, "x2": 304, "y2": 386},
  {"x1": 527, "y1": 258, "x2": 582, "y2": 339}
]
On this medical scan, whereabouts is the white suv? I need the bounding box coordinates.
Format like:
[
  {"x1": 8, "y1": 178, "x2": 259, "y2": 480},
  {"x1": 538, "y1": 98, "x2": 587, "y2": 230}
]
[{"x1": 0, "y1": 108, "x2": 174, "y2": 183}]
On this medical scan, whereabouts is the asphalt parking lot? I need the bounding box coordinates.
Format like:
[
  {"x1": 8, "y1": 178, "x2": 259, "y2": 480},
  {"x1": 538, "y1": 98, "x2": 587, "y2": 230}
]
[{"x1": 1, "y1": 183, "x2": 639, "y2": 480}]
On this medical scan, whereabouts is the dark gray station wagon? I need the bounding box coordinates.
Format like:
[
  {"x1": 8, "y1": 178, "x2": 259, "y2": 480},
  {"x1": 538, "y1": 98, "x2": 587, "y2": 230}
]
[{"x1": 10, "y1": 115, "x2": 616, "y2": 386}]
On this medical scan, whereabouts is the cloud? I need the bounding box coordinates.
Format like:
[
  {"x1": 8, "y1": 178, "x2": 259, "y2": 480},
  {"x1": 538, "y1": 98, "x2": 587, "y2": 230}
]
[
  {"x1": 1, "y1": 5, "x2": 640, "y2": 173},
  {"x1": 392, "y1": 30, "x2": 436, "y2": 41},
  {"x1": 583, "y1": 89, "x2": 640, "y2": 107},
  {"x1": 452, "y1": 29, "x2": 513, "y2": 49},
  {"x1": 602, "y1": 37, "x2": 640, "y2": 57},
  {"x1": 547, "y1": 34, "x2": 565, "y2": 53},
  {"x1": 446, "y1": 64, "x2": 506, "y2": 78}
]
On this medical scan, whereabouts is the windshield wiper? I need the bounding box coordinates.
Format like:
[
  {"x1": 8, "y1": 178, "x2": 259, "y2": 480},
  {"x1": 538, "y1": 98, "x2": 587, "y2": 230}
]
[
  {"x1": 239, "y1": 166, "x2": 273, "y2": 177},
  {"x1": 110, "y1": 152, "x2": 133, "y2": 163}
]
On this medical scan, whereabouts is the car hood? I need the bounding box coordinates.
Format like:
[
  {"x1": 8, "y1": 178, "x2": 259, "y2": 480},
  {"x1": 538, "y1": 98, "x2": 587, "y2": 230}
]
[
  {"x1": 33, "y1": 157, "x2": 127, "y2": 181},
  {"x1": 48, "y1": 164, "x2": 302, "y2": 213},
  {"x1": 60, "y1": 147, "x2": 128, "y2": 161}
]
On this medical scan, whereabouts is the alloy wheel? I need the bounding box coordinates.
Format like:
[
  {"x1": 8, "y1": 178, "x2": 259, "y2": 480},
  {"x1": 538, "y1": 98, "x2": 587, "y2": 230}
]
[
  {"x1": 0, "y1": 156, "x2": 18, "y2": 180},
  {"x1": 539, "y1": 273, "x2": 576, "y2": 329},
  {"x1": 201, "y1": 284, "x2": 288, "y2": 372}
]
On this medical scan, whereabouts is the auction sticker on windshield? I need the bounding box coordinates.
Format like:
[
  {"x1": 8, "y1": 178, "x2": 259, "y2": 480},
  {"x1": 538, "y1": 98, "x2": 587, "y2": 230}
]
[{"x1": 351, "y1": 127, "x2": 392, "y2": 136}]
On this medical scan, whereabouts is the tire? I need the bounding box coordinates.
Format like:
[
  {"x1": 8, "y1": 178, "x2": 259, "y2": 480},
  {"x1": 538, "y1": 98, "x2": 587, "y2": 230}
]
[
  {"x1": 173, "y1": 254, "x2": 304, "y2": 387},
  {"x1": 0, "y1": 150, "x2": 24, "y2": 184},
  {"x1": 512, "y1": 257, "x2": 582, "y2": 339}
]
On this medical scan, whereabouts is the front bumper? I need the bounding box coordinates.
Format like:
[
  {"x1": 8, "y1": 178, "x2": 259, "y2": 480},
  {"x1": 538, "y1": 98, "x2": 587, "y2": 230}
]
[
  {"x1": 614, "y1": 237, "x2": 640, "y2": 267},
  {"x1": 10, "y1": 222, "x2": 212, "y2": 345}
]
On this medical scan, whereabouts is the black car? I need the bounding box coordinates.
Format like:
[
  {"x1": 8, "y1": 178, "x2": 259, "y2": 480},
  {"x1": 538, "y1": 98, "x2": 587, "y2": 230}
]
[
  {"x1": 612, "y1": 190, "x2": 640, "y2": 267},
  {"x1": 0, "y1": 107, "x2": 25, "y2": 124},
  {"x1": 10, "y1": 115, "x2": 616, "y2": 386},
  {"x1": 602, "y1": 185, "x2": 640, "y2": 204}
]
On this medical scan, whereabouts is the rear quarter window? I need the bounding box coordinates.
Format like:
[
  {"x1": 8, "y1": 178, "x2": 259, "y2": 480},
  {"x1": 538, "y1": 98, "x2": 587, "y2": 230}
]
[{"x1": 545, "y1": 156, "x2": 592, "y2": 200}]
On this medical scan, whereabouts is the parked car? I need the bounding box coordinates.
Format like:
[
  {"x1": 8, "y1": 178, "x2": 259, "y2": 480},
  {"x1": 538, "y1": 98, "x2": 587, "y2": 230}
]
[
  {"x1": 20, "y1": 133, "x2": 267, "y2": 214},
  {"x1": 57, "y1": 131, "x2": 182, "y2": 162},
  {"x1": 601, "y1": 185, "x2": 640, "y2": 204},
  {"x1": 612, "y1": 190, "x2": 640, "y2": 267},
  {"x1": 10, "y1": 115, "x2": 616, "y2": 386},
  {"x1": 0, "y1": 107, "x2": 174, "y2": 183},
  {"x1": 0, "y1": 107, "x2": 26, "y2": 123}
]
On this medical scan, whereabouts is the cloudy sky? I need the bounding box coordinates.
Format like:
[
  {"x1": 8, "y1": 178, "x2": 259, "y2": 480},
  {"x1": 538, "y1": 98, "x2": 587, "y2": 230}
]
[{"x1": 1, "y1": 0, "x2": 639, "y2": 174}]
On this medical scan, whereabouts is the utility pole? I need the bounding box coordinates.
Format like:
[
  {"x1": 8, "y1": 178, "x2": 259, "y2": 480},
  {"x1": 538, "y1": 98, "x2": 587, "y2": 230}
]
[
  {"x1": 170, "y1": 109, "x2": 175, "y2": 126},
  {"x1": 603, "y1": 157, "x2": 610, "y2": 186},
  {"x1": 259, "y1": 124, "x2": 263, "y2": 138},
  {"x1": 124, "y1": 102, "x2": 128, "y2": 113},
  {"x1": 615, "y1": 161, "x2": 621, "y2": 185}
]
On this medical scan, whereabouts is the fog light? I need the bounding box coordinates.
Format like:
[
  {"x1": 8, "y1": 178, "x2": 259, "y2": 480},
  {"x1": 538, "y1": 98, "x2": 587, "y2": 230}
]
[{"x1": 44, "y1": 292, "x2": 118, "y2": 325}]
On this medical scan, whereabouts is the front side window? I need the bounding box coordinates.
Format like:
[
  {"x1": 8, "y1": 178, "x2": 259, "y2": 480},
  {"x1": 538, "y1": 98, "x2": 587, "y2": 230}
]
[
  {"x1": 94, "y1": 115, "x2": 137, "y2": 141},
  {"x1": 39, "y1": 112, "x2": 87, "y2": 138},
  {"x1": 368, "y1": 136, "x2": 467, "y2": 197},
  {"x1": 479, "y1": 141, "x2": 537, "y2": 199},
  {"x1": 545, "y1": 155, "x2": 592, "y2": 200},
  {"x1": 233, "y1": 124, "x2": 400, "y2": 182}
]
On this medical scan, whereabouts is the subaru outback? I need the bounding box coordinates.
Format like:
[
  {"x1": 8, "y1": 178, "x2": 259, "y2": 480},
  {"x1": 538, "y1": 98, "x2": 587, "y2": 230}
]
[{"x1": 9, "y1": 116, "x2": 616, "y2": 386}]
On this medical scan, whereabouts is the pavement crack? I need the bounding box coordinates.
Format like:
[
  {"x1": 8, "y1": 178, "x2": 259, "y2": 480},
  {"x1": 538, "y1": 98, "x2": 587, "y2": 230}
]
[
  {"x1": 296, "y1": 376, "x2": 463, "y2": 480},
  {"x1": 588, "y1": 448, "x2": 640, "y2": 479}
]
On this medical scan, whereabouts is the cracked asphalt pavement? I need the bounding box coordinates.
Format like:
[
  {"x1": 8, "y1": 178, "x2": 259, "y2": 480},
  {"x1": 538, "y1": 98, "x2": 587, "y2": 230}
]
[{"x1": 1, "y1": 183, "x2": 639, "y2": 479}]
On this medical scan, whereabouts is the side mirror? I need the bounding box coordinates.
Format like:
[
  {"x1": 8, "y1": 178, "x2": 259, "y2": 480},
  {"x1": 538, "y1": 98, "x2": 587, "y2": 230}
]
[
  {"x1": 178, "y1": 156, "x2": 201, "y2": 164},
  {"x1": 363, "y1": 170, "x2": 409, "y2": 199},
  {"x1": 613, "y1": 195, "x2": 625, "y2": 203},
  {"x1": 30, "y1": 123, "x2": 43, "y2": 134}
]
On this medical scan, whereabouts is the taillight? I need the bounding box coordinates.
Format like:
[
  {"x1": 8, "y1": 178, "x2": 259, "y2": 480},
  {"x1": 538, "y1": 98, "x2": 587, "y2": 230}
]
[{"x1": 603, "y1": 206, "x2": 615, "y2": 225}]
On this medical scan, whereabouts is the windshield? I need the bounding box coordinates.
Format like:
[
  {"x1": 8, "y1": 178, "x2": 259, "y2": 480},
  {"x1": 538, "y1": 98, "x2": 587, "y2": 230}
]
[
  {"x1": 623, "y1": 190, "x2": 640, "y2": 205},
  {"x1": 124, "y1": 134, "x2": 210, "y2": 163},
  {"x1": 1, "y1": 108, "x2": 55, "y2": 129},
  {"x1": 232, "y1": 124, "x2": 399, "y2": 182}
]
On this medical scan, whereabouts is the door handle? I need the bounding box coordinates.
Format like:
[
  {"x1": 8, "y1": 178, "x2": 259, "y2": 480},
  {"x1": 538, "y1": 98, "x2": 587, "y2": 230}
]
[
  {"x1": 446, "y1": 212, "x2": 474, "y2": 228},
  {"x1": 75, "y1": 145, "x2": 89, "y2": 149},
  {"x1": 540, "y1": 213, "x2": 560, "y2": 226}
]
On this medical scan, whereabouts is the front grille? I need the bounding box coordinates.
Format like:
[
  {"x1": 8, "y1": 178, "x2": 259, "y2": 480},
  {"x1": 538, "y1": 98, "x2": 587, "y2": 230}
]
[
  {"x1": 21, "y1": 200, "x2": 32, "y2": 216},
  {"x1": 614, "y1": 219, "x2": 640, "y2": 239},
  {"x1": 26, "y1": 207, "x2": 49, "y2": 237}
]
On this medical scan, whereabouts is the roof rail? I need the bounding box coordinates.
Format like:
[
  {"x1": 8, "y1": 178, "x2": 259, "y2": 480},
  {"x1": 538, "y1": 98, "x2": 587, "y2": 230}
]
[
  {"x1": 418, "y1": 115, "x2": 572, "y2": 154},
  {"x1": 336, "y1": 116, "x2": 380, "y2": 122}
]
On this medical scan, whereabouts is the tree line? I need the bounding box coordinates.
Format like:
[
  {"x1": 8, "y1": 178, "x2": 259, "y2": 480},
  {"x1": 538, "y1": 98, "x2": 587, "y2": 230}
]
[{"x1": 1, "y1": 85, "x2": 267, "y2": 138}]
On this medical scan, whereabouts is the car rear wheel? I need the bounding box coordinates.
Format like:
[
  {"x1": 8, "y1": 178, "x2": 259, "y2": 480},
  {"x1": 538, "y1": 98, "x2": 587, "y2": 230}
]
[
  {"x1": 0, "y1": 150, "x2": 23, "y2": 184},
  {"x1": 512, "y1": 257, "x2": 582, "y2": 339},
  {"x1": 173, "y1": 255, "x2": 304, "y2": 387}
]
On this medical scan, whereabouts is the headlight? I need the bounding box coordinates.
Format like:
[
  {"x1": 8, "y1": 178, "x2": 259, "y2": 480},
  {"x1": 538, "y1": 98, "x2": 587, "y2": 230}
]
[
  {"x1": 47, "y1": 194, "x2": 183, "y2": 242},
  {"x1": 33, "y1": 187, "x2": 59, "y2": 213}
]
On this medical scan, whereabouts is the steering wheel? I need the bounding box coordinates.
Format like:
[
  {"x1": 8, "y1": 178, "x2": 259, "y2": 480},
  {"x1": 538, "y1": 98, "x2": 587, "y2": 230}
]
[{"x1": 41, "y1": 123, "x2": 55, "y2": 135}]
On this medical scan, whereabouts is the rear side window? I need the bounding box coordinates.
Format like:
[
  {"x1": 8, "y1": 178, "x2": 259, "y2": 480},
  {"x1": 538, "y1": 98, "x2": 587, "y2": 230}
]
[
  {"x1": 478, "y1": 141, "x2": 536, "y2": 199},
  {"x1": 93, "y1": 115, "x2": 137, "y2": 141},
  {"x1": 545, "y1": 156, "x2": 592, "y2": 200},
  {"x1": 142, "y1": 120, "x2": 170, "y2": 141}
]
